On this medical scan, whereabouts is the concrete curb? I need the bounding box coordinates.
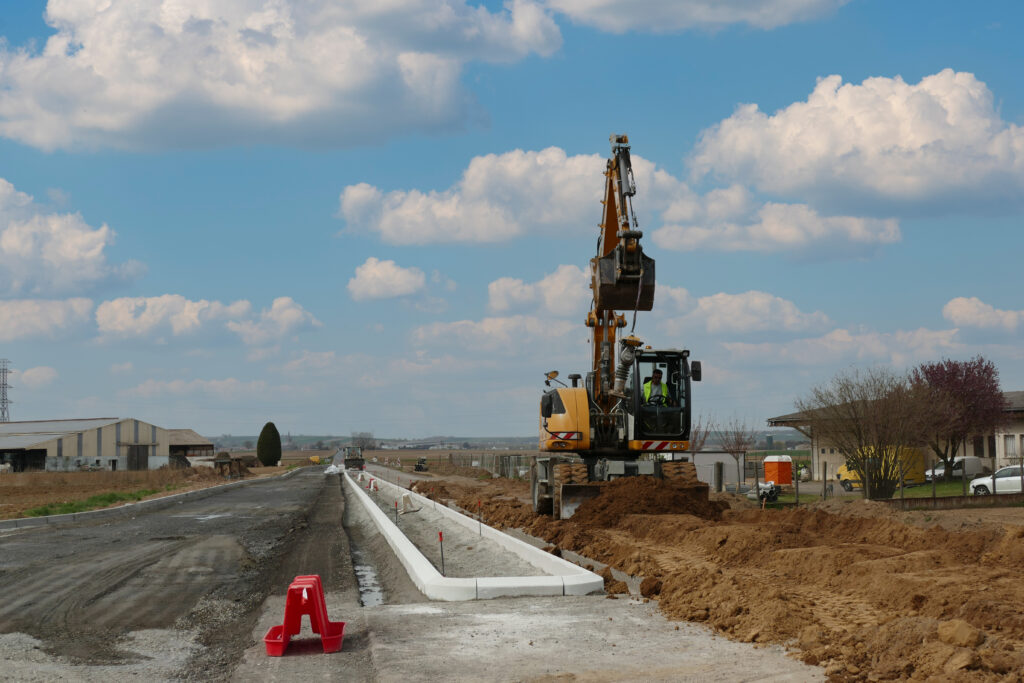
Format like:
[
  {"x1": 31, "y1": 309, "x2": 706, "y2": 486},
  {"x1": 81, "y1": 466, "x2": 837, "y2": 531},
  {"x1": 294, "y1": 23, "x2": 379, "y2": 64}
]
[
  {"x1": 344, "y1": 471, "x2": 603, "y2": 600},
  {"x1": 0, "y1": 466, "x2": 308, "y2": 531}
]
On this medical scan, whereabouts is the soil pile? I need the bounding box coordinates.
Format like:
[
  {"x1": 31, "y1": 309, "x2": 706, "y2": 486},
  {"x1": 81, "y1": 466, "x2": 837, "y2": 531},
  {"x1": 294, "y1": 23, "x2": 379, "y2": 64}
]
[
  {"x1": 570, "y1": 477, "x2": 726, "y2": 529},
  {"x1": 421, "y1": 474, "x2": 1024, "y2": 681}
]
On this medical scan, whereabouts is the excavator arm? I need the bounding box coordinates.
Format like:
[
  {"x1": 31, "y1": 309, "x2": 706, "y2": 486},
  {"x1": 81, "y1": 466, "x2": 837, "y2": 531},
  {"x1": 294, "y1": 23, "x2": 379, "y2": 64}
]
[{"x1": 588, "y1": 134, "x2": 656, "y2": 410}]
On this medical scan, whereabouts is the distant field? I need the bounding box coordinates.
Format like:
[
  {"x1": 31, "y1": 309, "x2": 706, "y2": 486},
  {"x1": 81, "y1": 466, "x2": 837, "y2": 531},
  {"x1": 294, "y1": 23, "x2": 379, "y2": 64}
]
[{"x1": 0, "y1": 468, "x2": 229, "y2": 520}]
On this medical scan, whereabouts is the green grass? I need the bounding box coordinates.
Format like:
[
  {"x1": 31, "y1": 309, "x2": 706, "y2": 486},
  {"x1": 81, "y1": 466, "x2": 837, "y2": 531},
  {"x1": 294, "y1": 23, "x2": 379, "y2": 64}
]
[
  {"x1": 24, "y1": 489, "x2": 160, "y2": 517},
  {"x1": 890, "y1": 480, "x2": 971, "y2": 499}
]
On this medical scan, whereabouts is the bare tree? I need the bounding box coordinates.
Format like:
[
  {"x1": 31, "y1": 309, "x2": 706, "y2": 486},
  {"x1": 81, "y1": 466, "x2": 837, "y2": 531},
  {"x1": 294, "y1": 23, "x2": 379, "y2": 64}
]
[
  {"x1": 717, "y1": 417, "x2": 758, "y2": 490},
  {"x1": 689, "y1": 414, "x2": 714, "y2": 455},
  {"x1": 795, "y1": 367, "x2": 929, "y2": 500},
  {"x1": 351, "y1": 431, "x2": 376, "y2": 450}
]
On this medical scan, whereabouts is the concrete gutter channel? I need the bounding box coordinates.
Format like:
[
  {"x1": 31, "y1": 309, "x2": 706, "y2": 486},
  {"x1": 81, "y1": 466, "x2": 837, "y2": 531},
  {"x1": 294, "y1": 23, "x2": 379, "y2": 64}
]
[
  {"x1": 344, "y1": 471, "x2": 603, "y2": 600},
  {"x1": 0, "y1": 466, "x2": 306, "y2": 531}
]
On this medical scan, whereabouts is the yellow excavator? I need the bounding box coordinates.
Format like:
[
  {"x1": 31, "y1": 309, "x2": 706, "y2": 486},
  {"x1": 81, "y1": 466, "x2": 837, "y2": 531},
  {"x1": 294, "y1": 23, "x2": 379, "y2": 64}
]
[{"x1": 531, "y1": 134, "x2": 705, "y2": 519}]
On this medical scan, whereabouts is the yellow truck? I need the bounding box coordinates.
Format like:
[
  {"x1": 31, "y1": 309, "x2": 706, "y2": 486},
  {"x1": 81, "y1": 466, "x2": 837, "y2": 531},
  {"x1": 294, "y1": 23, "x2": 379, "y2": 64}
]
[{"x1": 836, "y1": 447, "x2": 926, "y2": 492}]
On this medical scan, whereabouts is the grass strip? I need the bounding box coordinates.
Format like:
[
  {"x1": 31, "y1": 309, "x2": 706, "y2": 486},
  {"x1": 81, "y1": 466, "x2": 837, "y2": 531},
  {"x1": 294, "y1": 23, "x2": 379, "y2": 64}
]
[{"x1": 24, "y1": 488, "x2": 161, "y2": 517}]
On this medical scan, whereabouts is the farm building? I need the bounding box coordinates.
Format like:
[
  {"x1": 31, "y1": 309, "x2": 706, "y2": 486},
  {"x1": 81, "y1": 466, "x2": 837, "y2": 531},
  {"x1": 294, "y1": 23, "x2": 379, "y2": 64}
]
[
  {"x1": 168, "y1": 428, "x2": 214, "y2": 466},
  {"x1": 0, "y1": 418, "x2": 170, "y2": 472}
]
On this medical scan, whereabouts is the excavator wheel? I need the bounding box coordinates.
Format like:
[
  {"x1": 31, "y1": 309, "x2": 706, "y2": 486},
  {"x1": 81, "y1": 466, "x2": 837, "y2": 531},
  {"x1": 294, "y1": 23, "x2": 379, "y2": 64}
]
[
  {"x1": 569, "y1": 462, "x2": 588, "y2": 484},
  {"x1": 661, "y1": 461, "x2": 699, "y2": 486}
]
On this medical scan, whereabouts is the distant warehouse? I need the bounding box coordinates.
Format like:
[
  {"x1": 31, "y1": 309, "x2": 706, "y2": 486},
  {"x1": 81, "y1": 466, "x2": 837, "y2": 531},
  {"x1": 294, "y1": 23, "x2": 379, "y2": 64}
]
[{"x1": 0, "y1": 418, "x2": 170, "y2": 472}]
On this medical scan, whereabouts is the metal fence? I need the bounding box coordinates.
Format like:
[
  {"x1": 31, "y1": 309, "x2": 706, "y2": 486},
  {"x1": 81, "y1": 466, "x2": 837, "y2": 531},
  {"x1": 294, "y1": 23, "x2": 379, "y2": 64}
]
[{"x1": 447, "y1": 453, "x2": 533, "y2": 479}]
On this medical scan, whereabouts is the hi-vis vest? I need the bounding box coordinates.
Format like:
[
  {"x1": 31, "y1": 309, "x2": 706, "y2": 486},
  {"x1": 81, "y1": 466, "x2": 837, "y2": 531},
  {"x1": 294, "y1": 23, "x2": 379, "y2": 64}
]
[{"x1": 643, "y1": 380, "x2": 667, "y2": 401}]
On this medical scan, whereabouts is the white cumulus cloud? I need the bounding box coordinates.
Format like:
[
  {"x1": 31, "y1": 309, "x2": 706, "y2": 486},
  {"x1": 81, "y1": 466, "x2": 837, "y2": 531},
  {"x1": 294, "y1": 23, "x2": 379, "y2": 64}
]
[
  {"x1": 488, "y1": 264, "x2": 589, "y2": 316},
  {"x1": 723, "y1": 327, "x2": 961, "y2": 366},
  {"x1": 692, "y1": 69, "x2": 1024, "y2": 209},
  {"x1": 226, "y1": 296, "x2": 321, "y2": 345},
  {"x1": 96, "y1": 295, "x2": 251, "y2": 338},
  {"x1": 341, "y1": 145, "x2": 901, "y2": 258},
  {"x1": 654, "y1": 202, "x2": 900, "y2": 256},
  {"x1": 667, "y1": 291, "x2": 831, "y2": 335},
  {"x1": 348, "y1": 257, "x2": 426, "y2": 301},
  {"x1": 0, "y1": 0, "x2": 561, "y2": 150},
  {"x1": 16, "y1": 366, "x2": 58, "y2": 389},
  {"x1": 0, "y1": 298, "x2": 93, "y2": 341},
  {"x1": 122, "y1": 377, "x2": 268, "y2": 399},
  {"x1": 413, "y1": 315, "x2": 577, "y2": 352},
  {"x1": 546, "y1": 0, "x2": 849, "y2": 32},
  {"x1": 943, "y1": 297, "x2": 1023, "y2": 331},
  {"x1": 0, "y1": 178, "x2": 141, "y2": 294}
]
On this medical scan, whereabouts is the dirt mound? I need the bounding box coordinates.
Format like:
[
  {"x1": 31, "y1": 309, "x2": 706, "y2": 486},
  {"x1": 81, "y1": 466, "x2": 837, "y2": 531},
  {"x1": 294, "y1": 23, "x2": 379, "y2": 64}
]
[
  {"x1": 421, "y1": 474, "x2": 1024, "y2": 680},
  {"x1": 570, "y1": 476, "x2": 726, "y2": 529}
]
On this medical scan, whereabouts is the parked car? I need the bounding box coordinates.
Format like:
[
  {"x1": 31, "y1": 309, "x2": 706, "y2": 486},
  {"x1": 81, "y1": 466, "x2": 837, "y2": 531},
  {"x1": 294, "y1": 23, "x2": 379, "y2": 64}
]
[
  {"x1": 925, "y1": 456, "x2": 989, "y2": 482},
  {"x1": 970, "y1": 466, "x2": 1024, "y2": 495}
]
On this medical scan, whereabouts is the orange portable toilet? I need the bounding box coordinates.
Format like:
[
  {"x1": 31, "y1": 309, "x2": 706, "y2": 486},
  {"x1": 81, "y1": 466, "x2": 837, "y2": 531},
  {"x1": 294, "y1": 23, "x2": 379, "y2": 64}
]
[{"x1": 763, "y1": 455, "x2": 792, "y2": 486}]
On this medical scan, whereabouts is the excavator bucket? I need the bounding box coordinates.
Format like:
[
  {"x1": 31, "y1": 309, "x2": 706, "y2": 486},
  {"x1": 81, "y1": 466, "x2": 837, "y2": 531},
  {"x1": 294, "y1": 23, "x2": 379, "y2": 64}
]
[
  {"x1": 558, "y1": 483, "x2": 602, "y2": 519},
  {"x1": 593, "y1": 252, "x2": 656, "y2": 311}
]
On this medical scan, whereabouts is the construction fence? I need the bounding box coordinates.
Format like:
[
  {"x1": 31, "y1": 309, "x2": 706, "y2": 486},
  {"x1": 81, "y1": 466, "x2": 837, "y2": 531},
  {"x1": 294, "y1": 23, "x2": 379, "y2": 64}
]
[{"x1": 446, "y1": 453, "x2": 534, "y2": 479}]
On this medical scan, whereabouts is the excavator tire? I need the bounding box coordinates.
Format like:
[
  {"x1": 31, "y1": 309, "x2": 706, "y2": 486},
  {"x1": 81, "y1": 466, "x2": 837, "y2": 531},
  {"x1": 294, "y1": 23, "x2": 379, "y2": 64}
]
[
  {"x1": 569, "y1": 462, "x2": 588, "y2": 484},
  {"x1": 661, "y1": 461, "x2": 700, "y2": 486}
]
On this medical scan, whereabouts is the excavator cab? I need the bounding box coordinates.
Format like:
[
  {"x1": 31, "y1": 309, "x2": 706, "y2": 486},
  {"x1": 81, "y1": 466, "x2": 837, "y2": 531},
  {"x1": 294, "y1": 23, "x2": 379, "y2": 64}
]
[{"x1": 630, "y1": 350, "x2": 696, "y2": 442}]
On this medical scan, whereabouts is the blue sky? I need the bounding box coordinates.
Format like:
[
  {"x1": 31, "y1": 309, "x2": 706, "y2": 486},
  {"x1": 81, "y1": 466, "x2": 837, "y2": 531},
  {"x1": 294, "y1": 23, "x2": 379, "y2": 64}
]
[{"x1": 1, "y1": 0, "x2": 1022, "y2": 437}]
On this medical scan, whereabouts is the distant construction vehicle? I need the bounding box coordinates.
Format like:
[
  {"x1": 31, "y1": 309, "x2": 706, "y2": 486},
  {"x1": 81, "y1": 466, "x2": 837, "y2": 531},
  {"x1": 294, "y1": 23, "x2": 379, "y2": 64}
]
[
  {"x1": 342, "y1": 446, "x2": 365, "y2": 470},
  {"x1": 532, "y1": 134, "x2": 705, "y2": 519}
]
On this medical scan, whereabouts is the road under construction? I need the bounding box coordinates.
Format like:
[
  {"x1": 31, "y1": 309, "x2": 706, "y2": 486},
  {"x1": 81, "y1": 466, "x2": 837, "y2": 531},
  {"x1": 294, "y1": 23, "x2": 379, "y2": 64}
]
[{"x1": 0, "y1": 466, "x2": 823, "y2": 681}]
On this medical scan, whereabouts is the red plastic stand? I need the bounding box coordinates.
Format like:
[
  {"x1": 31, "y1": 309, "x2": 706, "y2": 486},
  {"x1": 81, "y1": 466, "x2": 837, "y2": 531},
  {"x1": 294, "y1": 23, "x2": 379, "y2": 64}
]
[{"x1": 264, "y1": 575, "x2": 346, "y2": 656}]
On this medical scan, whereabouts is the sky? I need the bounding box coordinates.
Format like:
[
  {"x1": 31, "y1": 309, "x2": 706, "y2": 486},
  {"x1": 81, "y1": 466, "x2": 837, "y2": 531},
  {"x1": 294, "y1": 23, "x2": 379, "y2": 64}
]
[{"x1": 0, "y1": 0, "x2": 1022, "y2": 437}]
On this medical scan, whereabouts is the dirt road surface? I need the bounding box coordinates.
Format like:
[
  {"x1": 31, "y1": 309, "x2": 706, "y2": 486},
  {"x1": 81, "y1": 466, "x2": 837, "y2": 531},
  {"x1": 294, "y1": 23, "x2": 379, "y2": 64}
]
[{"x1": 0, "y1": 468, "x2": 823, "y2": 681}]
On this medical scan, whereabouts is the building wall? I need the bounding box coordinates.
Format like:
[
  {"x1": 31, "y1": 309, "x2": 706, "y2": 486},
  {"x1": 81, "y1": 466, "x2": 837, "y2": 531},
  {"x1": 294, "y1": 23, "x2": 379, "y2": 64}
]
[
  {"x1": 994, "y1": 415, "x2": 1024, "y2": 468},
  {"x1": 42, "y1": 419, "x2": 171, "y2": 471}
]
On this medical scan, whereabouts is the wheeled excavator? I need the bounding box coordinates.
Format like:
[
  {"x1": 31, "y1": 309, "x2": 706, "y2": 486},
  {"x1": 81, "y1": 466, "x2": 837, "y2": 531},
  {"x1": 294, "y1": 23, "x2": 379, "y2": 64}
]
[{"x1": 531, "y1": 134, "x2": 705, "y2": 519}]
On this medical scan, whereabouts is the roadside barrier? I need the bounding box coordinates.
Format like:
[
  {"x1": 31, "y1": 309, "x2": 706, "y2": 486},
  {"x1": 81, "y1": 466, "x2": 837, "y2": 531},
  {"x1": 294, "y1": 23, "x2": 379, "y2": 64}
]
[{"x1": 264, "y1": 574, "x2": 345, "y2": 656}]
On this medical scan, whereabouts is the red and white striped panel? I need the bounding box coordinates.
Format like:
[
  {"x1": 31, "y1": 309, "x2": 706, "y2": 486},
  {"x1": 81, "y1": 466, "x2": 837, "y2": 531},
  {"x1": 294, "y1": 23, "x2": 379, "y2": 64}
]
[
  {"x1": 641, "y1": 441, "x2": 677, "y2": 450},
  {"x1": 549, "y1": 432, "x2": 580, "y2": 440}
]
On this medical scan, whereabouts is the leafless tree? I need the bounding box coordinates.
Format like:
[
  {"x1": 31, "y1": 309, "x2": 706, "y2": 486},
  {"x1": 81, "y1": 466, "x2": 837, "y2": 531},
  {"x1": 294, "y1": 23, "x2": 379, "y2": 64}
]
[
  {"x1": 795, "y1": 367, "x2": 929, "y2": 499},
  {"x1": 689, "y1": 414, "x2": 714, "y2": 455},
  {"x1": 717, "y1": 417, "x2": 758, "y2": 490},
  {"x1": 352, "y1": 431, "x2": 376, "y2": 450}
]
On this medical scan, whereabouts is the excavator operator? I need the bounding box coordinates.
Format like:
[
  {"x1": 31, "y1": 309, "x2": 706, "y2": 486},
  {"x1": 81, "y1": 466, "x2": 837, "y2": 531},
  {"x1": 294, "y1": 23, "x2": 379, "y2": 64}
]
[{"x1": 643, "y1": 369, "x2": 675, "y2": 406}]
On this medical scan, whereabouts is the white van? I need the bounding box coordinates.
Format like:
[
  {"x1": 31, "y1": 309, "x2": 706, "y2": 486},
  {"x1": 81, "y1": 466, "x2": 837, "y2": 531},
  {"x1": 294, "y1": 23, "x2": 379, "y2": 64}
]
[{"x1": 925, "y1": 456, "x2": 989, "y2": 481}]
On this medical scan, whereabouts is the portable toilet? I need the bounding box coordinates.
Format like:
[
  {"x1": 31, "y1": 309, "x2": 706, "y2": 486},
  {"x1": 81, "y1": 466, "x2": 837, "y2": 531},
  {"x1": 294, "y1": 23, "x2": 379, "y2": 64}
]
[{"x1": 763, "y1": 455, "x2": 793, "y2": 486}]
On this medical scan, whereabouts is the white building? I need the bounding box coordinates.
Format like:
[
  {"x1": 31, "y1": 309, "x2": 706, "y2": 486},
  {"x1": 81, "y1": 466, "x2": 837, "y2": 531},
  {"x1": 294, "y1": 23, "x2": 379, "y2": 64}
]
[
  {"x1": 769, "y1": 391, "x2": 1024, "y2": 478},
  {"x1": 0, "y1": 418, "x2": 169, "y2": 472},
  {"x1": 993, "y1": 391, "x2": 1024, "y2": 468}
]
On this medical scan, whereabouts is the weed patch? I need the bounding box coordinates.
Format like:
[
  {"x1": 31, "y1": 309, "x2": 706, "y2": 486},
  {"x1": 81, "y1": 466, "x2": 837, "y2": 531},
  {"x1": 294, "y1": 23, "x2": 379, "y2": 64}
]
[{"x1": 24, "y1": 488, "x2": 160, "y2": 517}]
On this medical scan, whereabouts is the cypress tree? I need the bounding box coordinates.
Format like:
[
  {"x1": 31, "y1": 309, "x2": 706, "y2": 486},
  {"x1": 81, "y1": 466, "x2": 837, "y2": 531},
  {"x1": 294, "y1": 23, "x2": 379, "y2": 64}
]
[{"x1": 257, "y1": 421, "x2": 282, "y2": 466}]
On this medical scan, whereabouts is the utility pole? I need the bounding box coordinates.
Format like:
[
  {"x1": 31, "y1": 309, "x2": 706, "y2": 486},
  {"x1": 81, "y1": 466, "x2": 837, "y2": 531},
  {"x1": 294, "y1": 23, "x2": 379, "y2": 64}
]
[{"x1": 0, "y1": 359, "x2": 11, "y2": 422}]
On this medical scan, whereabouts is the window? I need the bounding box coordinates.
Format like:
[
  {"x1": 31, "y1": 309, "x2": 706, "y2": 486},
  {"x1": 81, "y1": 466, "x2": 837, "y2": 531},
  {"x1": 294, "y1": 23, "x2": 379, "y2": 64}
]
[
  {"x1": 820, "y1": 448, "x2": 825, "y2": 454},
  {"x1": 996, "y1": 467, "x2": 1021, "y2": 479},
  {"x1": 1005, "y1": 435, "x2": 1017, "y2": 458},
  {"x1": 830, "y1": 448, "x2": 835, "y2": 454}
]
